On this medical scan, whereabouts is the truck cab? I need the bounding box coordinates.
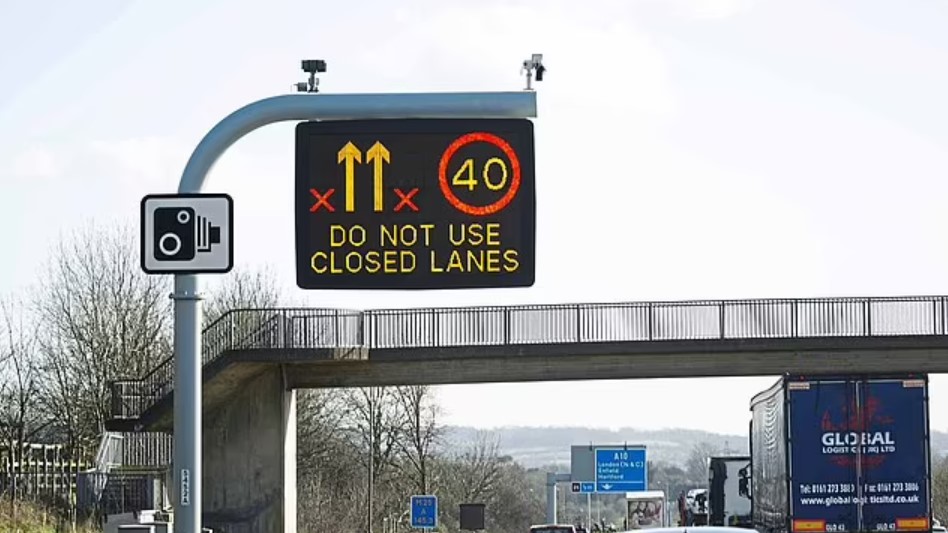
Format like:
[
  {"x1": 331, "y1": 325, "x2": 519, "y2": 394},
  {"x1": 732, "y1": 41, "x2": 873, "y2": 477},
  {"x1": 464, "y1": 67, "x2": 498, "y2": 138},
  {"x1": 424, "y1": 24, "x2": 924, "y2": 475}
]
[{"x1": 708, "y1": 455, "x2": 753, "y2": 528}]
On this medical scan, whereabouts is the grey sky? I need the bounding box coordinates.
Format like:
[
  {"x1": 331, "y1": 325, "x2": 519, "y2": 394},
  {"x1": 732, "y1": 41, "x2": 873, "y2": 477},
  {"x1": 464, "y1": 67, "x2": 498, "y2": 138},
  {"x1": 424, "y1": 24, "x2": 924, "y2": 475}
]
[{"x1": 2, "y1": 0, "x2": 948, "y2": 435}]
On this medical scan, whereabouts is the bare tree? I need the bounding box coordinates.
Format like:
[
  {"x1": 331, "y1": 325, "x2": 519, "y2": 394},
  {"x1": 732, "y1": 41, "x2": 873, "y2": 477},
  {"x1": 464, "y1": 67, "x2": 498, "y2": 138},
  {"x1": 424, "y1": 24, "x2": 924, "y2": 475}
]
[
  {"x1": 204, "y1": 266, "x2": 282, "y2": 325},
  {"x1": 305, "y1": 383, "x2": 558, "y2": 533},
  {"x1": 0, "y1": 297, "x2": 48, "y2": 502},
  {"x1": 298, "y1": 390, "x2": 346, "y2": 477},
  {"x1": 200, "y1": 265, "x2": 287, "y2": 359},
  {"x1": 33, "y1": 223, "x2": 172, "y2": 452},
  {"x1": 395, "y1": 385, "x2": 443, "y2": 495},
  {"x1": 486, "y1": 459, "x2": 545, "y2": 532},
  {"x1": 686, "y1": 441, "x2": 719, "y2": 483},
  {"x1": 0, "y1": 298, "x2": 46, "y2": 440},
  {"x1": 448, "y1": 430, "x2": 504, "y2": 502},
  {"x1": 298, "y1": 389, "x2": 366, "y2": 533},
  {"x1": 338, "y1": 387, "x2": 404, "y2": 533}
]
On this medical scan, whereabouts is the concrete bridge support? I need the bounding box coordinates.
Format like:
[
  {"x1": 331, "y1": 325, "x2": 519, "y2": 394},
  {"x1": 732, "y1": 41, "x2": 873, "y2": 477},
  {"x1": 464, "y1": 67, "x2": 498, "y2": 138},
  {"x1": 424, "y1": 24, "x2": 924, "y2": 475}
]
[{"x1": 201, "y1": 367, "x2": 297, "y2": 533}]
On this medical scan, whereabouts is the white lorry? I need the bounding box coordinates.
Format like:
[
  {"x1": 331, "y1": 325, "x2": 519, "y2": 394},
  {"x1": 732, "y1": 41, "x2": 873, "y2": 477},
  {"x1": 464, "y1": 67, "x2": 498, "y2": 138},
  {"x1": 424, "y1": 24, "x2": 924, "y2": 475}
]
[{"x1": 625, "y1": 490, "x2": 668, "y2": 529}]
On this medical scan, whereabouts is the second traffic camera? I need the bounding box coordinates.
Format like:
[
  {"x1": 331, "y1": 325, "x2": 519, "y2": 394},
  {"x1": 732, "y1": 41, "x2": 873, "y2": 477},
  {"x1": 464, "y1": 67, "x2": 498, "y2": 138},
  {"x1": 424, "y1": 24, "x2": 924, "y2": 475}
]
[
  {"x1": 154, "y1": 207, "x2": 221, "y2": 262},
  {"x1": 301, "y1": 59, "x2": 326, "y2": 74}
]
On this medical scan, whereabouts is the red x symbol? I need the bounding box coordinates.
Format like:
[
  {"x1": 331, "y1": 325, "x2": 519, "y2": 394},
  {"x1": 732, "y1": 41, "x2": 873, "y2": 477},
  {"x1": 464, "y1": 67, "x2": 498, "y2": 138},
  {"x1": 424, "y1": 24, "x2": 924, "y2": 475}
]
[
  {"x1": 394, "y1": 187, "x2": 419, "y2": 212},
  {"x1": 309, "y1": 188, "x2": 335, "y2": 212}
]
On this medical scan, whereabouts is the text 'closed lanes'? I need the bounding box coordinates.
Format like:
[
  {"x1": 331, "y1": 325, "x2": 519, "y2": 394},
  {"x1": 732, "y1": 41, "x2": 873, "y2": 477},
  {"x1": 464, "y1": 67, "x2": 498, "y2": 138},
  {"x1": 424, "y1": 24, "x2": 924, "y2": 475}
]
[
  {"x1": 294, "y1": 118, "x2": 536, "y2": 290},
  {"x1": 312, "y1": 223, "x2": 520, "y2": 275}
]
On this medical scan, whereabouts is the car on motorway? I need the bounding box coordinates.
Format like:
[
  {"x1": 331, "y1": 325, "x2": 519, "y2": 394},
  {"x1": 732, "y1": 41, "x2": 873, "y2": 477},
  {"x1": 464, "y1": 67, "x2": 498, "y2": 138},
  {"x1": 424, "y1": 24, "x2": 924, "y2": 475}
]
[
  {"x1": 622, "y1": 526, "x2": 753, "y2": 533},
  {"x1": 530, "y1": 524, "x2": 577, "y2": 533}
]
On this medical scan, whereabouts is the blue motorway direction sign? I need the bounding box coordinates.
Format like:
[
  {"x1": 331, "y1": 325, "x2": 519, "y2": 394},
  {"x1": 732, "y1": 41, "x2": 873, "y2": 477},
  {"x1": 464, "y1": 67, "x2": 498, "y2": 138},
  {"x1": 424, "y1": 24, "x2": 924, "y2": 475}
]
[
  {"x1": 411, "y1": 495, "x2": 438, "y2": 529},
  {"x1": 595, "y1": 447, "x2": 647, "y2": 492}
]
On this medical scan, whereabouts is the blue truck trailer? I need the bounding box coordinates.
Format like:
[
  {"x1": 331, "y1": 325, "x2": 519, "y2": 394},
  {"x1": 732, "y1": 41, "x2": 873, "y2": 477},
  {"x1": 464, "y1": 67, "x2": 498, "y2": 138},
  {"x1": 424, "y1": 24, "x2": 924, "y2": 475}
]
[{"x1": 749, "y1": 374, "x2": 931, "y2": 533}]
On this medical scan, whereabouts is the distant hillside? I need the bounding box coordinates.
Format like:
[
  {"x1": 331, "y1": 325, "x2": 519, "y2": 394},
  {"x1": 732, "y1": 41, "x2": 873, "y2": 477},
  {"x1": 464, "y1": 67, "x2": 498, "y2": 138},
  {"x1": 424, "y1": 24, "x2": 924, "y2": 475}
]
[{"x1": 441, "y1": 426, "x2": 948, "y2": 469}]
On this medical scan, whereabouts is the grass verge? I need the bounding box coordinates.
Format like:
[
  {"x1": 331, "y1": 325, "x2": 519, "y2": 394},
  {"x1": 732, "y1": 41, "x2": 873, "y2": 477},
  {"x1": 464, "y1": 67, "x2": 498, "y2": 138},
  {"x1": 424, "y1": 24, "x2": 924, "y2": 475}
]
[{"x1": 0, "y1": 499, "x2": 100, "y2": 533}]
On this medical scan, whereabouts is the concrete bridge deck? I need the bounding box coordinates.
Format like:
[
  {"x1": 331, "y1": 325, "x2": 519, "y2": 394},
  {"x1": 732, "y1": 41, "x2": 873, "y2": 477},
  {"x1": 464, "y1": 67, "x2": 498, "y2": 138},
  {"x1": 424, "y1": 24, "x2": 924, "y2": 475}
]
[{"x1": 107, "y1": 295, "x2": 948, "y2": 432}]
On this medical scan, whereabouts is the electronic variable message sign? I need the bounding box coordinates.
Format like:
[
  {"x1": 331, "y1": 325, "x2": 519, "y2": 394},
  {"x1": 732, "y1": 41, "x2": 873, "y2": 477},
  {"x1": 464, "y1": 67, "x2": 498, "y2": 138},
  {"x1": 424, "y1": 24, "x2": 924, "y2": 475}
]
[{"x1": 295, "y1": 118, "x2": 535, "y2": 289}]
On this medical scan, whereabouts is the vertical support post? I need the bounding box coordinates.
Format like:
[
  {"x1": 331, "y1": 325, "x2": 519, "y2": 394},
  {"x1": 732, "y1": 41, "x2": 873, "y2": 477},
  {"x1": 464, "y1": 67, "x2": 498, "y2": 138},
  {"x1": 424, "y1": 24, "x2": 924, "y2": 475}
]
[
  {"x1": 587, "y1": 492, "x2": 592, "y2": 529},
  {"x1": 791, "y1": 299, "x2": 798, "y2": 337},
  {"x1": 596, "y1": 493, "x2": 601, "y2": 524},
  {"x1": 942, "y1": 296, "x2": 946, "y2": 335},
  {"x1": 504, "y1": 308, "x2": 511, "y2": 344},
  {"x1": 647, "y1": 303, "x2": 654, "y2": 341},
  {"x1": 173, "y1": 273, "x2": 202, "y2": 533},
  {"x1": 575, "y1": 306, "x2": 582, "y2": 343},
  {"x1": 546, "y1": 472, "x2": 557, "y2": 524},
  {"x1": 368, "y1": 389, "x2": 376, "y2": 533},
  {"x1": 283, "y1": 371, "x2": 298, "y2": 533},
  {"x1": 933, "y1": 298, "x2": 938, "y2": 335}
]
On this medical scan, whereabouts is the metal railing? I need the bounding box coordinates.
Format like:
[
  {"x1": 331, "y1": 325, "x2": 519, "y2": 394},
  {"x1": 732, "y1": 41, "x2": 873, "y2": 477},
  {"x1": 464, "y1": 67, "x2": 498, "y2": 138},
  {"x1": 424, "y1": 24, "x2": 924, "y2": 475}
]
[
  {"x1": 92, "y1": 432, "x2": 123, "y2": 472},
  {"x1": 110, "y1": 307, "x2": 363, "y2": 420},
  {"x1": 80, "y1": 431, "x2": 172, "y2": 516},
  {"x1": 117, "y1": 432, "x2": 173, "y2": 469},
  {"x1": 110, "y1": 295, "x2": 948, "y2": 421},
  {"x1": 363, "y1": 296, "x2": 948, "y2": 348}
]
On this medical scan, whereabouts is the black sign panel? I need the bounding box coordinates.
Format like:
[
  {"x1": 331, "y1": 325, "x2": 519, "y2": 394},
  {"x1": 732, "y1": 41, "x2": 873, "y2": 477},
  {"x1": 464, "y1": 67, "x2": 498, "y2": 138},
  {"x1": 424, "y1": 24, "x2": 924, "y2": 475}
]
[
  {"x1": 295, "y1": 118, "x2": 535, "y2": 289},
  {"x1": 459, "y1": 503, "x2": 486, "y2": 531}
]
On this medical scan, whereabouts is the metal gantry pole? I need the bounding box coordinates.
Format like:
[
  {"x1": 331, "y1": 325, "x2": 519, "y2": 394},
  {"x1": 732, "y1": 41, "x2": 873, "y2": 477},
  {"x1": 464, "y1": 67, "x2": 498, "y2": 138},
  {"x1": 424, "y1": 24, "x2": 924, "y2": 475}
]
[
  {"x1": 172, "y1": 274, "x2": 201, "y2": 529},
  {"x1": 171, "y1": 91, "x2": 537, "y2": 533},
  {"x1": 546, "y1": 472, "x2": 557, "y2": 524}
]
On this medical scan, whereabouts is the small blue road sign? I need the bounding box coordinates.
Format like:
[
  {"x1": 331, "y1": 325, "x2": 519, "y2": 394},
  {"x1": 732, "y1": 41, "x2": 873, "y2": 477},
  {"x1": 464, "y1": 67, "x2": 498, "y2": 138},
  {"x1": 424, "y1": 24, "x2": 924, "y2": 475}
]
[
  {"x1": 411, "y1": 495, "x2": 438, "y2": 529},
  {"x1": 595, "y1": 447, "x2": 647, "y2": 492}
]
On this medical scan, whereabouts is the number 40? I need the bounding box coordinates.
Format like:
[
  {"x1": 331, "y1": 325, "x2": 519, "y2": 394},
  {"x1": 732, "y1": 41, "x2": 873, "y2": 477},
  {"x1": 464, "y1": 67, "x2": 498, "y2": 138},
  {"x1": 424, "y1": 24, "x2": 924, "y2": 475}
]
[{"x1": 452, "y1": 158, "x2": 509, "y2": 191}]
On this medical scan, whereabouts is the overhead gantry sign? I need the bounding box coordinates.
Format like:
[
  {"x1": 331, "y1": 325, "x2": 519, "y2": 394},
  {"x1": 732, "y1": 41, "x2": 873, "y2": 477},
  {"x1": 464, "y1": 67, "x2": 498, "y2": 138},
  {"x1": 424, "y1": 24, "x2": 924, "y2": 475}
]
[{"x1": 294, "y1": 118, "x2": 536, "y2": 289}]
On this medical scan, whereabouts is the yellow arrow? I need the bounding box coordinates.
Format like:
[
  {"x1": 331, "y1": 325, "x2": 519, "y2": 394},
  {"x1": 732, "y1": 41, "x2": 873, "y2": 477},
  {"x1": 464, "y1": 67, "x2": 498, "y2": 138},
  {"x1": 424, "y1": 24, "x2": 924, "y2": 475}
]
[
  {"x1": 337, "y1": 141, "x2": 362, "y2": 212},
  {"x1": 366, "y1": 141, "x2": 390, "y2": 212}
]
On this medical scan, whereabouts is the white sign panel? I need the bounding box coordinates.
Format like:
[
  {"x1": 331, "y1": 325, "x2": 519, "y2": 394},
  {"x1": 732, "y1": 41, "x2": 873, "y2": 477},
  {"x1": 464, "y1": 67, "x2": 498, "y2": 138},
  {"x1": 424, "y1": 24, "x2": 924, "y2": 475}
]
[
  {"x1": 141, "y1": 193, "x2": 234, "y2": 274},
  {"x1": 180, "y1": 468, "x2": 191, "y2": 506}
]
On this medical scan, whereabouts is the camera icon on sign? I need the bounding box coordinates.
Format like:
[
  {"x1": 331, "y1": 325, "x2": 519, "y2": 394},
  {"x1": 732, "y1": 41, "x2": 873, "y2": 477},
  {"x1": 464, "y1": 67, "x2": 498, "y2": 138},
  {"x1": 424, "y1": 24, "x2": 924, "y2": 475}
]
[{"x1": 153, "y1": 207, "x2": 222, "y2": 261}]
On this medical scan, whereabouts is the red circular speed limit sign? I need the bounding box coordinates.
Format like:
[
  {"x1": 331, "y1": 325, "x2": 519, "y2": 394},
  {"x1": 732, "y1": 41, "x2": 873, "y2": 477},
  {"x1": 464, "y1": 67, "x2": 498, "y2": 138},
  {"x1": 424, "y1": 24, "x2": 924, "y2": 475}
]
[{"x1": 438, "y1": 131, "x2": 522, "y2": 216}]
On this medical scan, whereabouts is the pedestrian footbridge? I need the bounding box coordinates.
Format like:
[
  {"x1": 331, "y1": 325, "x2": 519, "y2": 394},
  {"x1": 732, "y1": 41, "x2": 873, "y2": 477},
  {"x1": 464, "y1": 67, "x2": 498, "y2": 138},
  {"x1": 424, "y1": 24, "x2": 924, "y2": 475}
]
[
  {"x1": 105, "y1": 295, "x2": 948, "y2": 533},
  {"x1": 109, "y1": 295, "x2": 948, "y2": 433}
]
